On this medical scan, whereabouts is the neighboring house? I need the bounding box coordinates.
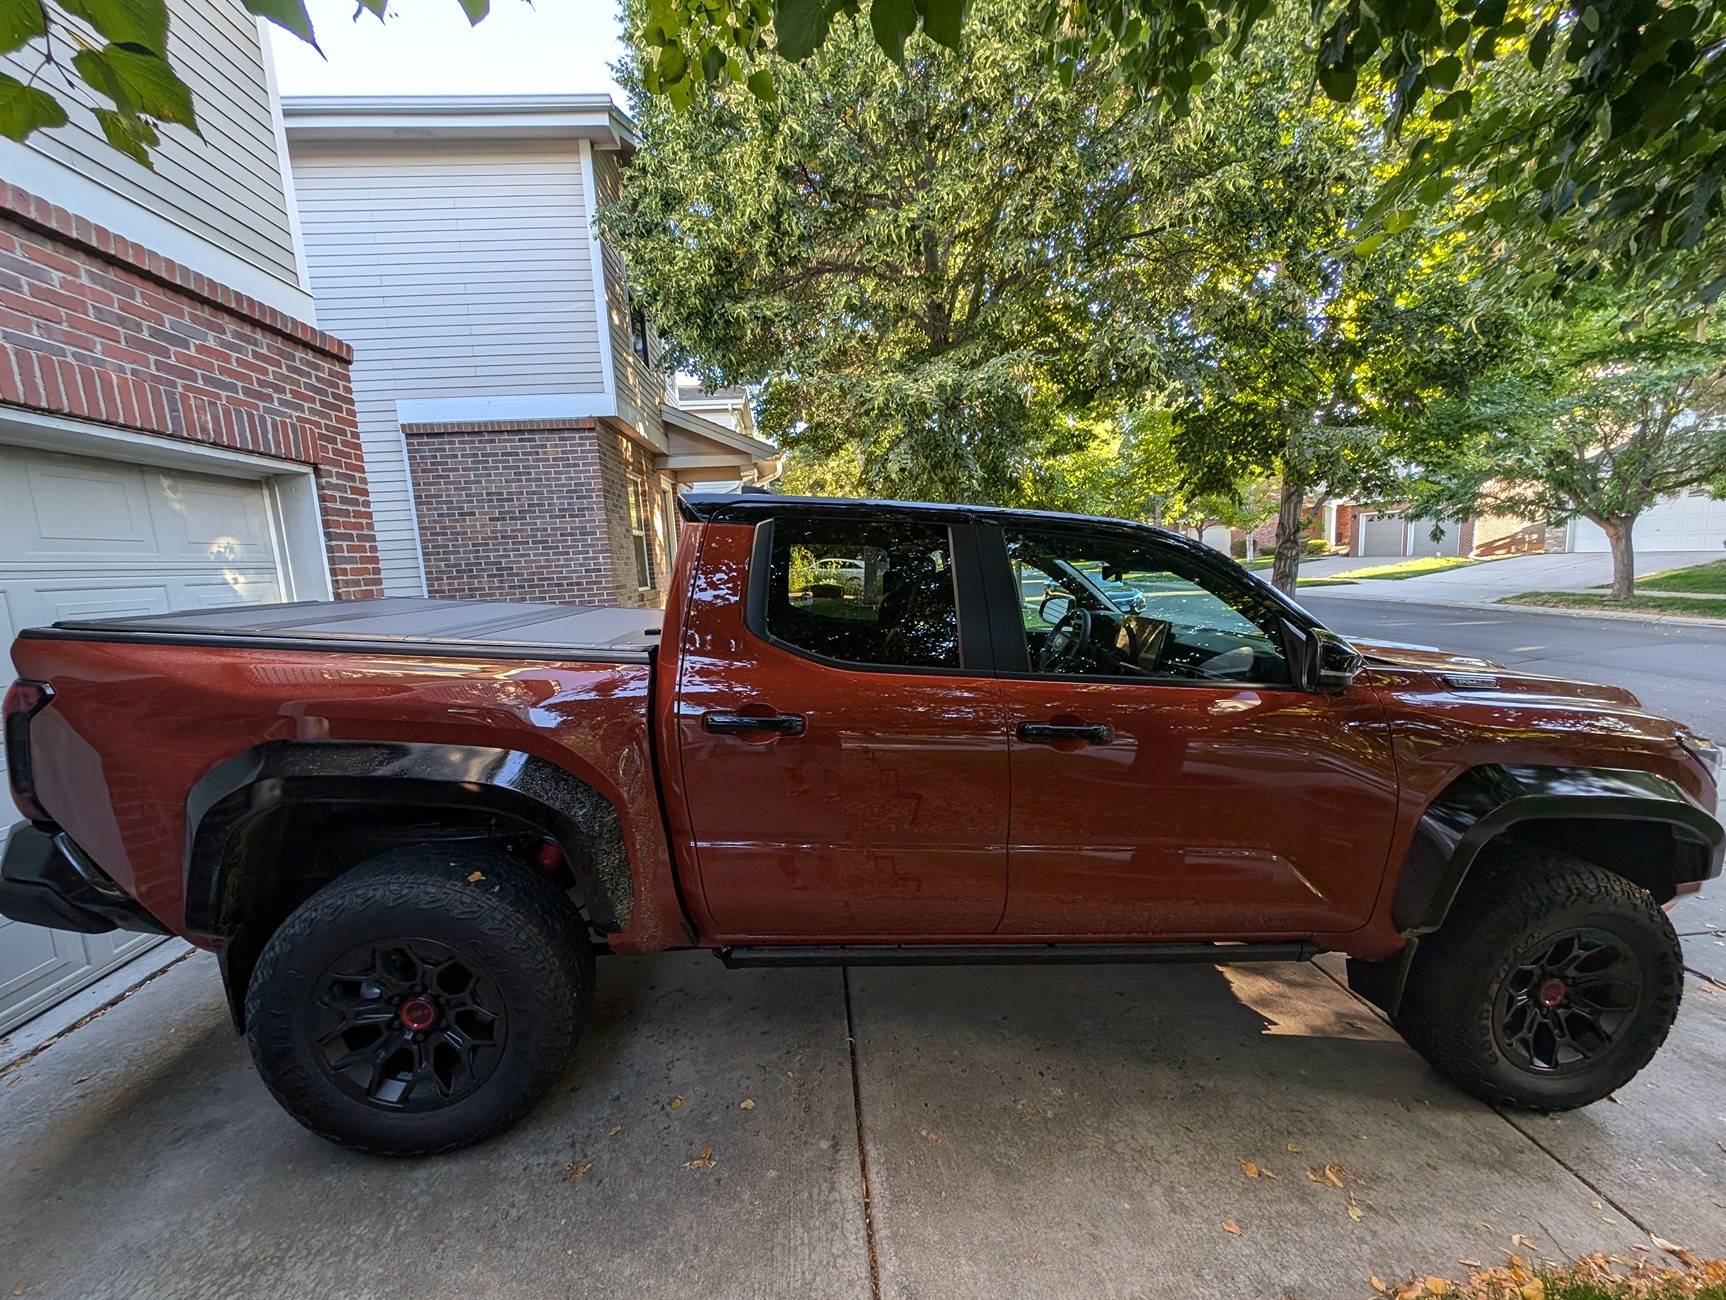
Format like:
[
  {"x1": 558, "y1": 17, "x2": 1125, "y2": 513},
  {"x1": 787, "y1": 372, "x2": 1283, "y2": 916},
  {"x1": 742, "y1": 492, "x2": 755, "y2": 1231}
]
[
  {"x1": 281, "y1": 95, "x2": 783, "y2": 609},
  {"x1": 0, "y1": 2, "x2": 384, "y2": 1032}
]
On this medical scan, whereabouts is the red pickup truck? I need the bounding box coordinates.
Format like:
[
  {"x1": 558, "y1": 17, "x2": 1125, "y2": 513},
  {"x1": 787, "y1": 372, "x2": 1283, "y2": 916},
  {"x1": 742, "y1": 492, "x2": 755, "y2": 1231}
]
[{"x1": 4, "y1": 494, "x2": 1721, "y2": 1155}]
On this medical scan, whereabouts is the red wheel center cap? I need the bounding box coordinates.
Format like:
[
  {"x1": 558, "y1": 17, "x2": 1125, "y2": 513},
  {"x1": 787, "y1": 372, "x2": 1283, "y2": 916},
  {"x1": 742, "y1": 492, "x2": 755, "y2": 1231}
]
[
  {"x1": 399, "y1": 996, "x2": 437, "y2": 1031},
  {"x1": 1536, "y1": 978, "x2": 1568, "y2": 1009}
]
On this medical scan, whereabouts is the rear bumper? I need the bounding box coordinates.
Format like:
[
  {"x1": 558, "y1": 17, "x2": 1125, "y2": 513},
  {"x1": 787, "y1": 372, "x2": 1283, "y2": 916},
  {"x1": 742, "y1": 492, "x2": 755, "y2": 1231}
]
[{"x1": 0, "y1": 823, "x2": 168, "y2": 935}]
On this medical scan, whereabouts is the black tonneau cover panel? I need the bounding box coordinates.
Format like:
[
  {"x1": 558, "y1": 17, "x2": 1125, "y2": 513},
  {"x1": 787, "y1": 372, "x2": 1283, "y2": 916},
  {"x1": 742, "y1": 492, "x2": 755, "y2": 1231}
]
[{"x1": 28, "y1": 598, "x2": 662, "y2": 663}]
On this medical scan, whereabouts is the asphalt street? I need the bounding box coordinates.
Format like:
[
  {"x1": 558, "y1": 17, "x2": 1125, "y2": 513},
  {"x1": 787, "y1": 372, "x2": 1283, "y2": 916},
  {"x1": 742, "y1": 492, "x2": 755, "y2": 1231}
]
[{"x1": 1302, "y1": 594, "x2": 1726, "y2": 751}]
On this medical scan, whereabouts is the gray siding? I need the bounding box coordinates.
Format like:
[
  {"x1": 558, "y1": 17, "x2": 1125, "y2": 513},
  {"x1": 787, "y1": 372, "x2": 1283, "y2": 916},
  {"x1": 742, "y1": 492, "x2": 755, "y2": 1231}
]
[
  {"x1": 592, "y1": 148, "x2": 667, "y2": 451},
  {"x1": 290, "y1": 139, "x2": 610, "y2": 596},
  {"x1": 0, "y1": 0, "x2": 299, "y2": 289}
]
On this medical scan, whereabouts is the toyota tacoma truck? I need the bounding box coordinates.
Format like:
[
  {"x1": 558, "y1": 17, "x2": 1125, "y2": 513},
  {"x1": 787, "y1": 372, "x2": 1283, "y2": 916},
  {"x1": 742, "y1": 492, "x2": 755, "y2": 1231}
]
[{"x1": 3, "y1": 494, "x2": 1721, "y2": 1155}]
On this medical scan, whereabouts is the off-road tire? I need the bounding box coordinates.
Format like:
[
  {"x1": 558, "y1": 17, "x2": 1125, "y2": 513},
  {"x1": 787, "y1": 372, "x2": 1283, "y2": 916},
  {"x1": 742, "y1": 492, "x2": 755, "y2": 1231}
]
[
  {"x1": 245, "y1": 846, "x2": 594, "y2": 1155},
  {"x1": 1398, "y1": 850, "x2": 1682, "y2": 1111}
]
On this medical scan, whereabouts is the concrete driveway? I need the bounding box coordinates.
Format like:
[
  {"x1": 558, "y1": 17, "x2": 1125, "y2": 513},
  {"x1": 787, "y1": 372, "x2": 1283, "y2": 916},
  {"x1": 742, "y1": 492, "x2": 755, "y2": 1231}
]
[
  {"x1": 1302, "y1": 550, "x2": 1722, "y2": 603},
  {"x1": 3, "y1": 925, "x2": 1723, "y2": 1300}
]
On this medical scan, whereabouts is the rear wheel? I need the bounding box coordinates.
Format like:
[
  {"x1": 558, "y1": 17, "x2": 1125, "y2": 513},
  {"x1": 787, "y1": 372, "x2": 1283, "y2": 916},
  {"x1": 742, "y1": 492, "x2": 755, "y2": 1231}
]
[
  {"x1": 245, "y1": 845, "x2": 593, "y2": 1155},
  {"x1": 1398, "y1": 851, "x2": 1682, "y2": 1110}
]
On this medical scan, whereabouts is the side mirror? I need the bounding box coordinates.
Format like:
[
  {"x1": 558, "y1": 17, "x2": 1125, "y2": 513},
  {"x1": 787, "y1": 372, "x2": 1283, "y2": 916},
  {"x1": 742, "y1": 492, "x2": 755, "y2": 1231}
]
[
  {"x1": 1308, "y1": 628, "x2": 1363, "y2": 693},
  {"x1": 1039, "y1": 590, "x2": 1073, "y2": 624}
]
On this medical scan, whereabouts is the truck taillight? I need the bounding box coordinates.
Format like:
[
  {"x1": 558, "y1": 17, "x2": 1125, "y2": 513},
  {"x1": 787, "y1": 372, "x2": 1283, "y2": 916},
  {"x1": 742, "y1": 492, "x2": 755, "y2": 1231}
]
[{"x1": 3, "y1": 679, "x2": 53, "y2": 822}]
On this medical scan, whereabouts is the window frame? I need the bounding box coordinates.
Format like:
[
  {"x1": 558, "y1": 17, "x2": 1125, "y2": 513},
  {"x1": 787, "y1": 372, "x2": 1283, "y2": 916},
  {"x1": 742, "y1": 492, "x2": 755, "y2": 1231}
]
[
  {"x1": 977, "y1": 523, "x2": 1306, "y2": 691},
  {"x1": 743, "y1": 517, "x2": 994, "y2": 677},
  {"x1": 627, "y1": 472, "x2": 654, "y2": 591}
]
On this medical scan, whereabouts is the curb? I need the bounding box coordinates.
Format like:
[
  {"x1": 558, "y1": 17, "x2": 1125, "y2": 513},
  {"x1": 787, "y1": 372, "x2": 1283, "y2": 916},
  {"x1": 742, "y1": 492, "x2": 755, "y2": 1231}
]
[{"x1": 1302, "y1": 589, "x2": 1726, "y2": 629}]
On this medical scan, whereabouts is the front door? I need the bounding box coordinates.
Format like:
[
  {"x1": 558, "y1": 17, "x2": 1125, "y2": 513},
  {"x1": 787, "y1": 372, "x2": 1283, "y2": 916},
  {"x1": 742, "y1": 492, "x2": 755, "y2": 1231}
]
[
  {"x1": 986, "y1": 524, "x2": 1401, "y2": 938},
  {"x1": 673, "y1": 514, "x2": 1009, "y2": 939}
]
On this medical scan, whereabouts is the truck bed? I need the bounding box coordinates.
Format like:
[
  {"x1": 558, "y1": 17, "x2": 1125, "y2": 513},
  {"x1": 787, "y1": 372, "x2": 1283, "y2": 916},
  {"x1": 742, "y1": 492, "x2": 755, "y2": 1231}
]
[{"x1": 25, "y1": 598, "x2": 664, "y2": 663}]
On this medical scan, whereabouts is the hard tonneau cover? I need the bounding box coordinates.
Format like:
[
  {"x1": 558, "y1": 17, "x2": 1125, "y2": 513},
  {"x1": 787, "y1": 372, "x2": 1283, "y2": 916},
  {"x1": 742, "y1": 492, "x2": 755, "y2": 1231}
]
[{"x1": 24, "y1": 598, "x2": 663, "y2": 663}]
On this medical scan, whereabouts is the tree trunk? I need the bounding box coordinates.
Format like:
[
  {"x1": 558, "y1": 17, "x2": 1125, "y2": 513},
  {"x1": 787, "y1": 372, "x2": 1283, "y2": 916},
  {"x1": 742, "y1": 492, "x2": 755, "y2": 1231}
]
[
  {"x1": 1270, "y1": 470, "x2": 1307, "y2": 596},
  {"x1": 1597, "y1": 516, "x2": 1637, "y2": 599}
]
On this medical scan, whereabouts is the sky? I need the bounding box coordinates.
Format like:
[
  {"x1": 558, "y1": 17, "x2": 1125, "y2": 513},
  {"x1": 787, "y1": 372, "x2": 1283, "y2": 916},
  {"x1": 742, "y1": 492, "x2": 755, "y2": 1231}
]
[{"x1": 268, "y1": 0, "x2": 630, "y2": 106}]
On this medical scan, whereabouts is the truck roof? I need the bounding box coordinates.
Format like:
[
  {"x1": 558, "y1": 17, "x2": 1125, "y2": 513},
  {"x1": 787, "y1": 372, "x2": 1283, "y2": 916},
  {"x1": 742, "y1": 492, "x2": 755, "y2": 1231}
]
[{"x1": 27, "y1": 598, "x2": 663, "y2": 663}]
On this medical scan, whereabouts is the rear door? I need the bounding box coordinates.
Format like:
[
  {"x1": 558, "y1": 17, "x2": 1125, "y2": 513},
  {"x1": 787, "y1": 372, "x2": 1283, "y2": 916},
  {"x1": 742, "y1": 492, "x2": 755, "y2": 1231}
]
[
  {"x1": 672, "y1": 513, "x2": 1009, "y2": 938},
  {"x1": 982, "y1": 523, "x2": 1401, "y2": 938}
]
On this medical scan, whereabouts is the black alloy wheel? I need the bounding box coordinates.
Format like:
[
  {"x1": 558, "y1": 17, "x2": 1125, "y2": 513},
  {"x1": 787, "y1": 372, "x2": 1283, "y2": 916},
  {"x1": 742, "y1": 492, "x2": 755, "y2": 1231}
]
[
  {"x1": 1493, "y1": 927, "x2": 1643, "y2": 1075},
  {"x1": 311, "y1": 937, "x2": 508, "y2": 1111}
]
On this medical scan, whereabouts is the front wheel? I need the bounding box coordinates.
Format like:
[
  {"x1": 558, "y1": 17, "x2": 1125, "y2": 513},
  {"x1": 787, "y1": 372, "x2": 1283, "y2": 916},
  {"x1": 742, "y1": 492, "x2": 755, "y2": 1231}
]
[
  {"x1": 245, "y1": 846, "x2": 593, "y2": 1155},
  {"x1": 1398, "y1": 851, "x2": 1683, "y2": 1111}
]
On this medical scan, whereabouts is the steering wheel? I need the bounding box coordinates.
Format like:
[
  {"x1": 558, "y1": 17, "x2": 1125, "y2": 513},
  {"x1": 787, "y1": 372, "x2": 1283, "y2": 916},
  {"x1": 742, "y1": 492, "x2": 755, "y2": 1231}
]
[{"x1": 1038, "y1": 607, "x2": 1093, "y2": 673}]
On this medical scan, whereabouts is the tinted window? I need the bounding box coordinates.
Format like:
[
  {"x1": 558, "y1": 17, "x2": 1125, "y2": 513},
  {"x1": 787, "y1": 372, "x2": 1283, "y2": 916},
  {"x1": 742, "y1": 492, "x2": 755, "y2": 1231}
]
[
  {"x1": 1006, "y1": 529, "x2": 1290, "y2": 684},
  {"x1": 765, "y1": 518, "x2": 960, "y2": 669}
]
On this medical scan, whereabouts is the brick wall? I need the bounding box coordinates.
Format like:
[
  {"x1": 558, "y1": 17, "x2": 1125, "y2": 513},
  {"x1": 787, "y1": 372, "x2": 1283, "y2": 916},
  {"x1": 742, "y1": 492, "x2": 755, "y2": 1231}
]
[
  {"x1": 0, "y1": 183, "x2": 383, "y2": 597},
  {"x1": 403, "y1": 419, "x2": 674, "y2": 607}
]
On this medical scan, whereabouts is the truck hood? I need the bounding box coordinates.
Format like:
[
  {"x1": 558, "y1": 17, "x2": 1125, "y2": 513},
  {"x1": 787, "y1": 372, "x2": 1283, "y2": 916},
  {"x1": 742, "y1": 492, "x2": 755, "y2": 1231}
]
[{"x1": 1349, "y1": 637, "x2": 1642, "y2": 709}]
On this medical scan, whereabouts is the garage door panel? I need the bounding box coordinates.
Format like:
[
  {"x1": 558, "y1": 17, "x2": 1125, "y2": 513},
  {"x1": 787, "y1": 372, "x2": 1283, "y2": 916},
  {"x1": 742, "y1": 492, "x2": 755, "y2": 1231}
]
[
  {"x1": 153, "y1": 477, "x2": 277, "y2": 566},
  {"x1": 1572, "y1": 492, "x2": 1726, "y2": 551},
  {"x1": 0, "y1": 439, "x2": 291, "y2": 1034}
]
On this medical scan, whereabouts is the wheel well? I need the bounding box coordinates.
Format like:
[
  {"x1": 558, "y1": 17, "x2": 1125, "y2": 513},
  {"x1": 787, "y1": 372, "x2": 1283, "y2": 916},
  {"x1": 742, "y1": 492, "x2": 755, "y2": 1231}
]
[
  {"x1": 1474, "y1": 817, "x2": 1708, "y2": 906},
  {"x1": 208, "y1": 803, "x2": 591, "y2": 1030}
]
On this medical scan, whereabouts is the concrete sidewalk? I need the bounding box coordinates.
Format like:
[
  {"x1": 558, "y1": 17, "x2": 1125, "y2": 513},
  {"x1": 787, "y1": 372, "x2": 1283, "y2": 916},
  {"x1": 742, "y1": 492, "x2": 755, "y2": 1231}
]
[
  {"x1": 3, "y1": 922, "x2": 1723, "y2": 1300},
  {"x1": 1300, "y1": 550, "x2": 1721, "y2": 606}
]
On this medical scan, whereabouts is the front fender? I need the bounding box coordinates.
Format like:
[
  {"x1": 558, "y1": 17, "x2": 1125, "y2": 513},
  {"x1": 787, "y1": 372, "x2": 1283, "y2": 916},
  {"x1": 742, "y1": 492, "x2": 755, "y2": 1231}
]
[{"x1": 1393, "y1": 764, "x2": 1724, "y2": 935}]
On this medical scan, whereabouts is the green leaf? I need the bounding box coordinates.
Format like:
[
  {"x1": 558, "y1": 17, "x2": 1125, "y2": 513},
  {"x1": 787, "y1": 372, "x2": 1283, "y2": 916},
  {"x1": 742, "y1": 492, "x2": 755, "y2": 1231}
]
[
  {"x1": 241, "y1": 0, "x2": 317, "y2": 49},
  {"x1": 1528, "y1": 17, "x2": 1555, "y2": 70},
  {"x1": 0, "y1": 71, "x2": 67, "y2": 140},
  {"x1": 1318, "y1": 61, "x2": 1357, "y2": 102},
  {"x1": 75, "y1": 44, "x2": 197, "y2": 129},
  {"x1": 1353, "y1": 232, "x2": 1388, "y2": 256},
  {"x1": 455, "y1": 0, "x2": 489, "y2": 24},
  {"x1": 1430, "y1": 88, "x2": 1471, "y2": 119},
  {"x1": 57, "y1": 0, "x2": 168, "y2": 50},
  {"x1": 920, "y1": 0, "x2": 963, "y2": 51},
  {"x1": 93, "y1": 105, "x2": 157, "y2": 165},
  {"x1": 1, "y1": 0, "x2": 49, "y2": 54},
  {"x1": 774, "y1": 0, "x2": 830, "y2": 59},
  {"x1": 1384, "y1": 209, "x2": 1416, "y2": 234},
  {"x1": 1426, "y1": 54, "x2": 1461, "y2": 91},
  {"x1": 869, "y1": 0, "x2": 916, "y2": 63},
  {"x1": 746, "y1": 68, "x2": 777, "y2": 101},
  {"x1": 659, "y1": 41, "x2": 688, "y2": 82}
]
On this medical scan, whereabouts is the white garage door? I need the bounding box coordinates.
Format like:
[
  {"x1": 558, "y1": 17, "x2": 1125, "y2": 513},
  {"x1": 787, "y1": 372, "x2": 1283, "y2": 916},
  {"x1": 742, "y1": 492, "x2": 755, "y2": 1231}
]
[
  {"x1": 1357, "y1": 512, "x2": 1407, "y2": 556},
  {"x1": 1570, "y1": 490, "x2": 1726, "y2": 552},
  {"x1": 0, "y1": 442, "x2": 286, "y2": 1034},
  {"x1": 1407, "y1": 517, "x2": 1462, "y2": 557}
]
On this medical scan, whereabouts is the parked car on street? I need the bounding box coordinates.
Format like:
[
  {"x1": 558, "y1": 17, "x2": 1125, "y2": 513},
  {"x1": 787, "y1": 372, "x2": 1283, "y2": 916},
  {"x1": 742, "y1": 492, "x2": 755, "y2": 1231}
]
[{"x1": 4, "y1": 494, "x2": 1720, "y2": 1155}]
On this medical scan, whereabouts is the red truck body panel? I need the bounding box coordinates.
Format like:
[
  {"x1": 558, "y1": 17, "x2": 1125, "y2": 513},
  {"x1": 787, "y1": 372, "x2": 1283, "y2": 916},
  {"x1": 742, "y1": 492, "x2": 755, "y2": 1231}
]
[{"x1": 11, "y1": 636, "x2": 690, "y2": 953}]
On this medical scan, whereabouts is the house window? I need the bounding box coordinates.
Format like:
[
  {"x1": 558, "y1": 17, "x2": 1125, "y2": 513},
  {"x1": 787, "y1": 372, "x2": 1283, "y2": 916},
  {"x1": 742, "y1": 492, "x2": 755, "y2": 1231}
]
[
  {"x1": 628, "y1": 473, "x2": 654, "y2": 590},
  {"x1": 629, "y1": 302, "x2": 650, "y2": 363}
]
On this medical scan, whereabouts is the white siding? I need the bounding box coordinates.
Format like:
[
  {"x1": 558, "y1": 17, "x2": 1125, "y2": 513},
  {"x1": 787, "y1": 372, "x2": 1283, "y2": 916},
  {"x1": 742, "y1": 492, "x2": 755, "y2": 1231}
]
[
  {"x1": 0, "y1": 0, "x2": 300, "y2": 293},
  {"x1": 290, "y1": 140, "x2": 610, "y2": 595}
]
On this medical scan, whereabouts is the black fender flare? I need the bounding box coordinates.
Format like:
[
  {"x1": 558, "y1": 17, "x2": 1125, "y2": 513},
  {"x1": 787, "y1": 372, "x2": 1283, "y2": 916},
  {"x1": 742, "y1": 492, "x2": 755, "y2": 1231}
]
[
  {"x1": 1392, "y1": 763, "x2": 1724, "y2": 936},
  {"x1": 184, "y1": 739, "x2": 636, "y2": 935}
]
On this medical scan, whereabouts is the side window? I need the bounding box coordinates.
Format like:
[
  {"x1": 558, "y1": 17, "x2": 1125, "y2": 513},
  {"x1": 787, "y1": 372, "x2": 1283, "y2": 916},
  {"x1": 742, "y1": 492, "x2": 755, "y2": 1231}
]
[
  {"x1": 765, "y1": 518, "x2": 960, "y2": 669},
  {"x1": 1005, "y1": 529, "x2": 1291, "y2": 684}
]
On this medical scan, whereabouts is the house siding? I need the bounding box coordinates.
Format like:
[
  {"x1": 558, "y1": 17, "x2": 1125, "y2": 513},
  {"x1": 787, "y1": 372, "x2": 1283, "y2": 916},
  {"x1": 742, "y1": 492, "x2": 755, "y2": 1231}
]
[
  {"x1": 0, "y1": 0, "x2": 300, "y2": 292},
  {"x1": 590, "y1": 148, "x2": 666, "y2": 452},
  {"x1": 291, "y1": 140, "x2": 611, "y2": 595}
]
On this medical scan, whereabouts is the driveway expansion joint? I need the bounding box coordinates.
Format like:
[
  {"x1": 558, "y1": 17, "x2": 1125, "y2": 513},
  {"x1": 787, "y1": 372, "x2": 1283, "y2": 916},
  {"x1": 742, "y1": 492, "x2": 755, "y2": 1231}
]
[{"x1": 843, "y1": 966, "x2": 883, "y2": 1300}]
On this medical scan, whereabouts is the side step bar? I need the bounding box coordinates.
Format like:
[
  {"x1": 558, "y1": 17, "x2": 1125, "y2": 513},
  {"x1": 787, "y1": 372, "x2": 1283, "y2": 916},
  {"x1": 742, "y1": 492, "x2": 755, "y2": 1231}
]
[{"x1": 718, "y1": 942, "x2": 1317, "y2": 969}]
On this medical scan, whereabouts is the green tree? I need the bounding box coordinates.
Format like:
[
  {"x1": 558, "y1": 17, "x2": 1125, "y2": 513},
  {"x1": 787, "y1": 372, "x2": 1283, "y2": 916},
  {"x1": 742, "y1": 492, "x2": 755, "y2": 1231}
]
[
  {"x1": 1145, "y1": 23, "x2": 1513, "y2": 593},
  {"x1": 1409, "y1": 304, "x2": 1726, "y2": 598},
  {"x1": 603, "y1": 0, "x2": 1171, "y2": 503}
]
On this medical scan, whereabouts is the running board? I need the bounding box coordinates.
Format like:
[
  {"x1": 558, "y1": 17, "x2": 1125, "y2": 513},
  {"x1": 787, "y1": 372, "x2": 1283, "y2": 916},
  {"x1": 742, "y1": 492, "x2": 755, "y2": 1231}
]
[{"x1": 717, "y1": 942, "x2": 1316, "y2": 969}]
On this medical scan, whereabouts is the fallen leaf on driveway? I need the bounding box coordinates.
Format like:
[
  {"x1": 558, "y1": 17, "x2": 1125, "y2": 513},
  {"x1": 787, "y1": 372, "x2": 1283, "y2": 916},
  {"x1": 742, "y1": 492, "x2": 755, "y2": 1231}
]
[
  {"x1": 72, "y1": 1077, "x2": 88, "y2": 1085},
  {"x1": 608, "y1": 1125, "x2": 623, "y2": 1136},
  {"x1": 466, "y1": 871, "x2": 485, "y2": 883},
  {"x1": 669, "y1": 1096, "x2": 684, "y2": 1110},
  {"x1": 1347, "y1": 1195, "x2": 1364, "y2": 1223},
  {"x1": 1651, "y1": 1235, "x2": 1696, "y2": 1264},
  {"x1": 684, "y1": 1147, "x2": 715, "y2": 1170},
  {"x1": 1307, "y1": 1163, "x2": 1347, "y2": 1188},
  {"x1": 1369, "y1": 1276, "x2": 1388, "y2": 1294},
  {"x1": 740, "y1": 1099, "x2": 754, "y2": 1110},
  {"x1": 1286, "y1": 1142, "x2": 1302, "y2": 1154},
  {"x1": 1519, "y1": 1280, "x2": 1544, "y2": 1300},
  {"x1": 1222, "y1": 1219, "x2": 1241, "y2": 1235},
  {"x1": 1425, "y1": 1278, "x2": 1449, "y2": 1295},
  {"x1": 563, "y1": 1161, "x2": 592, "y2": 1183},
  {"x1": 1241, "y1": 1160, "x2": 1269, "y2": 1179},
  {"x1": 1511, "y1": 1234, "x2": 1538, "y2": 1250}
]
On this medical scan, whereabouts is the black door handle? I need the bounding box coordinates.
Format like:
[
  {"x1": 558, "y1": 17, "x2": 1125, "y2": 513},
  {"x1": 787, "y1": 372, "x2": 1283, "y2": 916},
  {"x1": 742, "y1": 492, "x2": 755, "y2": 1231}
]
[
  {"x1": 704, "y1": 711, "x2": 807, "y2": 736},
  {"x1": 1017, "y1": 722, "x2": 1113, "y2": 745}
]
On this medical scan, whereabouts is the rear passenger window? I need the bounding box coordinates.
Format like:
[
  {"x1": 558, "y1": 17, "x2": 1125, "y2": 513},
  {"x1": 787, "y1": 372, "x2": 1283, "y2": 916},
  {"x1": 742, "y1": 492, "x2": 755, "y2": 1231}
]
[{"x1": 764, "y1": 518, "x2": 960, "y2": 669}]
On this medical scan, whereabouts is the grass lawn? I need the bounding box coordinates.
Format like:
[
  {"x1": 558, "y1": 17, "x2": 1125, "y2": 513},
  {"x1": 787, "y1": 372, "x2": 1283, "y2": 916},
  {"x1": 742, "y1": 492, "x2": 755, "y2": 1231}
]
[
  {"x1": 1295, "y1": 577, "x2": 1358, "y2": 587},
  {"x1": 1326, "y1": 554, "x2": 1481, "y2": 581},
  {"x1": 1502, "y1": 591, "x2": 1726, "y2": 619},
  {"x1": 1637, "y1": 558, "x2": 1726, "y2": 594},
  {"x1": 1378, "y1": 1254, "x2": 1726, "y2": 1299}
]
